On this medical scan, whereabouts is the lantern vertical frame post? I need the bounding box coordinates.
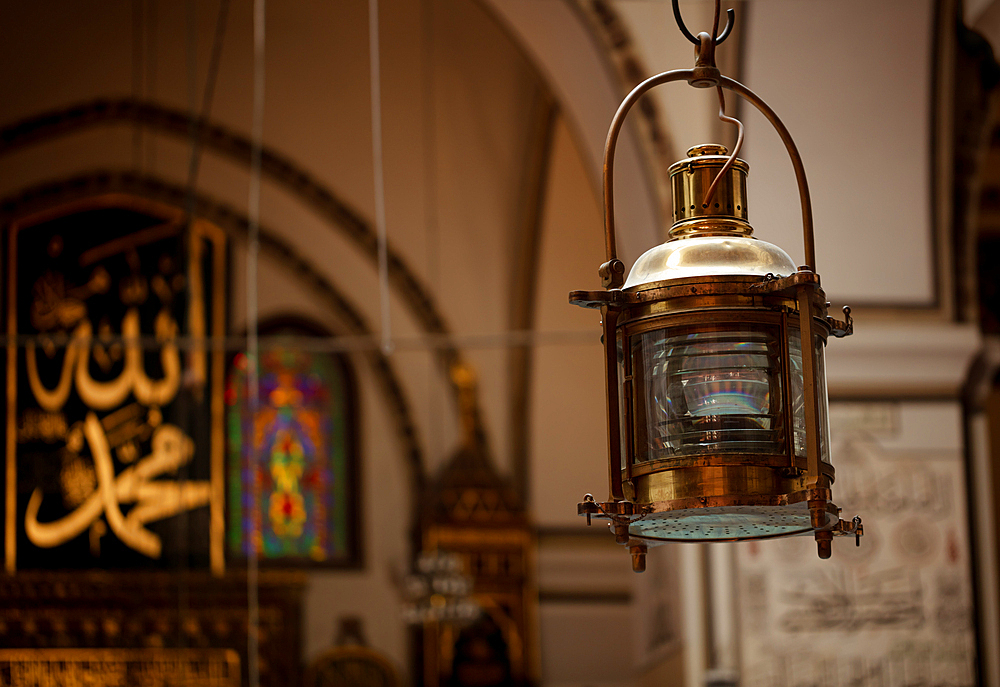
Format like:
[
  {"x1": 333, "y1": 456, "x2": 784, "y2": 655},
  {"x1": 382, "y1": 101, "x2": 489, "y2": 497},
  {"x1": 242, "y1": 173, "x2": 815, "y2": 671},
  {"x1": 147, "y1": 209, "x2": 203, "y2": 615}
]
[{"x1": 602, "y1": 305, "x2": 625, "y2": 502}]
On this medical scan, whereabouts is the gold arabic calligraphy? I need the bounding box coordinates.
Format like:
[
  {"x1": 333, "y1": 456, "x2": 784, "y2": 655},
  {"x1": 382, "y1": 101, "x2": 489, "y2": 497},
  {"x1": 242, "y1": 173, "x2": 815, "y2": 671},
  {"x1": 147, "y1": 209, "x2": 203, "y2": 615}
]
[
  {"x1": 25, "y1": 308, "x2": 180, "y2": 413},
  {"x1": 25, "y1": 413, "x2": 209, "y2": 558},
  {"x1": 23, "y1": 300, "x2": 208, "y2": 559}
]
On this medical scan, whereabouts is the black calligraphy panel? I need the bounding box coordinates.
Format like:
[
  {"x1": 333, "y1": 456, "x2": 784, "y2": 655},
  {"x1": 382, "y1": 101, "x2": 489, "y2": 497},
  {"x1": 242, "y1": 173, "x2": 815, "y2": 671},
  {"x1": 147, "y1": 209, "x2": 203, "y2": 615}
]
[{"x1": 3, "y1": 198, "x2": 226, "y2": 570}]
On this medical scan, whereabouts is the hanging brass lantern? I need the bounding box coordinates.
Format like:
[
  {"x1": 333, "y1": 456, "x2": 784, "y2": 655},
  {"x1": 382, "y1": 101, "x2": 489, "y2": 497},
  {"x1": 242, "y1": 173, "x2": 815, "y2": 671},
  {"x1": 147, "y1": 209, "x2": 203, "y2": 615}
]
[{"x1": 573, "y1": 1, "x2": 862, "y2": 571}]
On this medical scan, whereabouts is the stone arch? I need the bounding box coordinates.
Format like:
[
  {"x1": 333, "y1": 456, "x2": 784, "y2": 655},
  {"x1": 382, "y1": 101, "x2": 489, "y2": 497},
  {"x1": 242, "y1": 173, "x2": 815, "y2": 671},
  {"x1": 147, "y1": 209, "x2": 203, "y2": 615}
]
[
  {"x1": 0, "y1": 171, "x2": 427, "y2": 499},
  {"x1": 0, "y1": 100, "x2": 492, "y2": 461},
  {"x1": 478, "y1": 0, "x2": 664, "y2": 260}
]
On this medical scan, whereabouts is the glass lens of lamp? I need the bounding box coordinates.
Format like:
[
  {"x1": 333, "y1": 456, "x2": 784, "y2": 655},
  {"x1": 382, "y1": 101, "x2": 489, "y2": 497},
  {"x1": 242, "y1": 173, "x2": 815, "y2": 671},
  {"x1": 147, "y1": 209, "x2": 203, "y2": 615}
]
[
  {"x1": 623, "y1": 325, "x2": 833, "y2": 542},
  {"x1": 788, "y1": 326, "x2": 832, "y2": 464},
  {"x1": 630, "y1": 323, "x2": 831, "y2": 464},
  {"x1": 633, "y1": 325, "x2": 785, "y2": 461}
]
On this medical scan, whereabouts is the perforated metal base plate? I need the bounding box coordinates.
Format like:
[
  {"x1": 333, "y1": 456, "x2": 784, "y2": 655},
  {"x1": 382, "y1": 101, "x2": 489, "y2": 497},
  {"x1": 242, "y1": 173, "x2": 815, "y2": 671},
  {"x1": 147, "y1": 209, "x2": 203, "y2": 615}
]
[{"x1": 629, "y1": 504, "x2": 826, "y2": 542}]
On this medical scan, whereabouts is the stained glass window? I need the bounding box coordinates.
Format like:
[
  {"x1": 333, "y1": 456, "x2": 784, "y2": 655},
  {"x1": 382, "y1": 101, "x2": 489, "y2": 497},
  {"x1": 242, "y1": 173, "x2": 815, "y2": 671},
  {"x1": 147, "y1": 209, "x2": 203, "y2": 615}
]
[{"x1": 226, "y1": 343, "x2": 357, "y2": 565}]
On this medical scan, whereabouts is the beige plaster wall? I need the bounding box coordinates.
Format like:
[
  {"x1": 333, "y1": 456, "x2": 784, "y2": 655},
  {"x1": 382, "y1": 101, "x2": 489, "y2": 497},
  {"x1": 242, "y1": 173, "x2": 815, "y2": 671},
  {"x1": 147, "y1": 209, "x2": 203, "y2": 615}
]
[{"x1": 0, "y1": 0, "x2": 632, "y2": 681}]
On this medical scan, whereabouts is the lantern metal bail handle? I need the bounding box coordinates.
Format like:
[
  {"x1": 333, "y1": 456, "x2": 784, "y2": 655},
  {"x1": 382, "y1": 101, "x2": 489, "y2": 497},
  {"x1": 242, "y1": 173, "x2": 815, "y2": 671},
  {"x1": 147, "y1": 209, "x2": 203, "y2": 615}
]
[{"x1": 599, "y1": 5, "x2": 816, "y2": 290}]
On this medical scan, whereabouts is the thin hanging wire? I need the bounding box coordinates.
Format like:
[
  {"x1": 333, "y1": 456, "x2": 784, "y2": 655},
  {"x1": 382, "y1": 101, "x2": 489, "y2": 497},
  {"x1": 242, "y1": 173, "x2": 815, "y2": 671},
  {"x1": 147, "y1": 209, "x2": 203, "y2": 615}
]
[
  {"x1": 184, "y1": 0, "x2": 231, "y2": 212},
  {"x1": 178, "y1": 0, "x2": 229, "y2": 651},
  {"x1": 186, "y1": 1, "x2": 198, "y2": 174},
  {"x1": 246, "y1": 0, "x2": 265, "y2": 684},
  {"x1": 421, "y1": 0, "x2": 443, "y2": 462},
  {"x1": 131, "y1": 0, "x2": 144, "y2": 169},
  {"x1": 180, "y1": 0, "x2": 230, "y2": 600},
  {"x1": 369, "y1": 0, "x2": 393, "y2": 355},
  {"x1": 145, "y1": 0, "x2": 157, "y2": 171},
  {"x1": 703, "y1": 86, "x2": 744, "y2": 207},
  {"x1": 177, "y1": 0, "x2": 197, "y2": 654},
  {"x1": 700, "y1": 0, "x2": 744, "y2": 209}
]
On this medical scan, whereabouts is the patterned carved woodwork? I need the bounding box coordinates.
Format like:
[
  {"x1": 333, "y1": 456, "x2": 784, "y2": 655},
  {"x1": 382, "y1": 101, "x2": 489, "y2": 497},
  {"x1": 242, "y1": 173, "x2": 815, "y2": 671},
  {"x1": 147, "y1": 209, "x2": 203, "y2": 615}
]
[
  {"x1": 0, "y1": 571, "x2": 305, "y2": 687},
  {"x1": 419, "y1": 446, "x2": 536, "y2": 687},
  {"x1": 0, "y1": 648, "x2": 241, "y2": 687}
]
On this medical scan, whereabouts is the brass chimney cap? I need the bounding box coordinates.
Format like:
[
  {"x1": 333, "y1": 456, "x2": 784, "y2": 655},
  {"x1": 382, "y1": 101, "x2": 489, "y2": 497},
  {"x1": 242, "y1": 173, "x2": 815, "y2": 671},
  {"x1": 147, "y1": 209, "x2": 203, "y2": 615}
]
[
  {"x1": 667, "y1": 144, "x2": 750, "y2": 176},
  {"x1": 668, "y1": 143, "x2": 750, "y2": 237}
]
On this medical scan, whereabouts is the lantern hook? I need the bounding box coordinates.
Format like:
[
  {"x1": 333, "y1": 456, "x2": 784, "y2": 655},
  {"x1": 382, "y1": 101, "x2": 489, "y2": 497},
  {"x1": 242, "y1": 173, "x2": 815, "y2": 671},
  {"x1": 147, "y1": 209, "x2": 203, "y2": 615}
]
[{"x1": 672, "y1": 0, "x2": 735, "y2": 46}]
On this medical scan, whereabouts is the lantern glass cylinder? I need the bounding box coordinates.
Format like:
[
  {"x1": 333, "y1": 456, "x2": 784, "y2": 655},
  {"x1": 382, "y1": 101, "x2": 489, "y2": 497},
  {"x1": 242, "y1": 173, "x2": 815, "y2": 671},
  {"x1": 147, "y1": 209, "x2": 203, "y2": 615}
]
[{"x1": 626, "y1": 321, "x2": 830, "y2": 466}]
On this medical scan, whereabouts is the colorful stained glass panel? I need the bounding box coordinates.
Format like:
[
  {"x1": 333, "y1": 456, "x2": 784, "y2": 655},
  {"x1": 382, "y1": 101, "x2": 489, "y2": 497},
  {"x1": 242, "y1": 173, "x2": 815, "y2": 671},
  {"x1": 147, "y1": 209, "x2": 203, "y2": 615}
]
[{"x1": 226, "y1": 347, "x2": 356, "y2": 565}]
